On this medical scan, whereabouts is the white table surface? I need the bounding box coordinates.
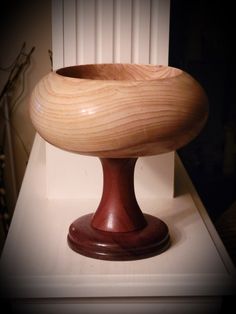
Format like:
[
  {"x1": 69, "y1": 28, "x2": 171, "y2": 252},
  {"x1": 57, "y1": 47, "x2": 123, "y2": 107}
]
[{"x1": 0, "y1": 135, "x2": 235, "y2": 300}]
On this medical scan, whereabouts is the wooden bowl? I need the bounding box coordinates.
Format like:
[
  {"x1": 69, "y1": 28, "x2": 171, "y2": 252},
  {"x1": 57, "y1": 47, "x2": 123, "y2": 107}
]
[
  {"x1": 30, "y1": 64, "x2": 208, "y2": 261},
  {"x1": 30, "y1": 64, "x2": 208, "y2": 158}
]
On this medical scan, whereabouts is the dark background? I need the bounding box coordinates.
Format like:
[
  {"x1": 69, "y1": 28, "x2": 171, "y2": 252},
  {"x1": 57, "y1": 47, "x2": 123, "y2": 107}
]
[
  {"x1": 169, "y1": 0, "x2": 236, "y2": 222},
  {"x1": 169, "y1": 3, "x2": 236, "y2": 310}
]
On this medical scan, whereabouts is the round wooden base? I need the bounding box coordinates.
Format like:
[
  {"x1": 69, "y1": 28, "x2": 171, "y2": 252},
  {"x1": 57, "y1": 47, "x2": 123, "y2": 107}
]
[{"x1": 67, "y1": 213, "x2": 170, "y2": 261}]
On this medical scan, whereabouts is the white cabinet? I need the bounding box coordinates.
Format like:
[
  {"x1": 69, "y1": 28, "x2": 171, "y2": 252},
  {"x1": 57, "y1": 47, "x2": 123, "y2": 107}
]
[{"x1": 0, "y1": 135, "x2": 234, "y2": 313}]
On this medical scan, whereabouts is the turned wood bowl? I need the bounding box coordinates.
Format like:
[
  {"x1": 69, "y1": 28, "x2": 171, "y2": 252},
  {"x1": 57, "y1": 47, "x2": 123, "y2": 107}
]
[
  {"x1": 30, "y1": 64, "x2": 208, "y2": 158},
  {"x1": 30, "y1": 64, "x2": 208, "y2": 261}
]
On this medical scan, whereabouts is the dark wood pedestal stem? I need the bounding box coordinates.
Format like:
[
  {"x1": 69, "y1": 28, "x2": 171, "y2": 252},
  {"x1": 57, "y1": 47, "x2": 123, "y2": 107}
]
[
  {"x1": 68, "y1": 158, "x2": 170, "y2": 261},
  {"x1": 92, "y1": 158, "x2": 147, "y2": 232}
]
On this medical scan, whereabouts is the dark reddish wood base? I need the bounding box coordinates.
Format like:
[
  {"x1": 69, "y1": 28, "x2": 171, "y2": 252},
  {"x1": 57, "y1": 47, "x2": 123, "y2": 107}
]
[
  {"x1": 67, "y1": 158, "x2": 170, "y2": 261},
  {"x1": 68, "y1": 213, "x2": 170, "y2": 261}
]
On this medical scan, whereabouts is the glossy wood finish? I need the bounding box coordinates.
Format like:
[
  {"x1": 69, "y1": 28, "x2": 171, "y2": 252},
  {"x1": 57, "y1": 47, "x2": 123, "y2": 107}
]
[
  {"x1": 67, "y1": 157, "x2": 170, "y2": 260},
  {"x1": 30, "y1": 63, "x2": 208, "y2": 261},
  {"x1": 30, "y1": 64, "x2": 208, "y2": 158},
  {"x1": 68, "y1": 213, "x2": 170, "y2": 261},
  {"x1": 91, "y1": 158, "x2": 146, "y2": 232}
]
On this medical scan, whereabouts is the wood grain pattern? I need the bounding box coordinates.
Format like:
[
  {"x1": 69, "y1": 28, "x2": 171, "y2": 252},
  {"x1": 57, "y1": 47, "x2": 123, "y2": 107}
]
[{"x1": 30, "y1": 64, "x2": 208, "y2": 157}]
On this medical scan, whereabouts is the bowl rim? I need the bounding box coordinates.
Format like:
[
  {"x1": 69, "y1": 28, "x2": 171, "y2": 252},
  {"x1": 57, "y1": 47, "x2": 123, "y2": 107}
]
[{"x1": 55, "y1": 63, "x2": 183, "y2": 82}]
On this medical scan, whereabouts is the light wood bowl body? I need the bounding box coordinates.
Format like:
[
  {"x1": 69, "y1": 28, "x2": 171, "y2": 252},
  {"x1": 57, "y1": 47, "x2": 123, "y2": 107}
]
[{"x1": 30, "y1": 64, "x2": 208, "y2": 157}]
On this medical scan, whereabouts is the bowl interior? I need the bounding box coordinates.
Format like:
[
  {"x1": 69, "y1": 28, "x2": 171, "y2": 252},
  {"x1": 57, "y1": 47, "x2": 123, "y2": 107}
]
[{"x1": 56, "y1": 64, "x2": 182, "y2": 81}]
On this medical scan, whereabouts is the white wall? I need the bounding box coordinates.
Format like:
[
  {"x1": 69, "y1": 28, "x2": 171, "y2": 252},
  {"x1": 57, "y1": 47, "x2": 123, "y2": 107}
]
[{"x1": 0, "y1": 1, "x2": 52, "y2": 216}]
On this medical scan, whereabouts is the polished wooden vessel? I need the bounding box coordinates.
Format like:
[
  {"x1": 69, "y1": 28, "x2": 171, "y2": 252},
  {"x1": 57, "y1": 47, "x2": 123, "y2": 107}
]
[
  {"x1": 30, "y1": 64, "x2": 208, "y2": 158},
  {"x1": 30, "y1": 64, "x2": 208, "y2": 260}
]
